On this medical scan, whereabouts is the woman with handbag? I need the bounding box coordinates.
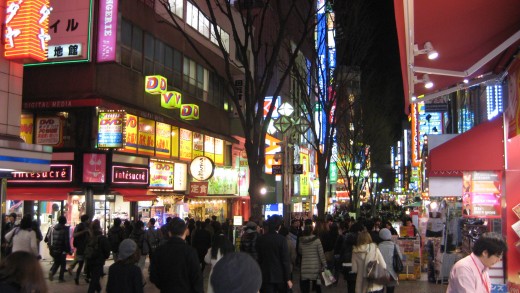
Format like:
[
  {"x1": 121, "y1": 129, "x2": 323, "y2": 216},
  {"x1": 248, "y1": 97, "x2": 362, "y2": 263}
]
[
  {"x1": 352, "y1": 231, "x2": 386, "y2": 293},
  {"x1": 299, "y1": 224, "x2": 327, "y2": 293},
  {"x1": 377, "y1": 228, "x2": 403, "y2": 293}
]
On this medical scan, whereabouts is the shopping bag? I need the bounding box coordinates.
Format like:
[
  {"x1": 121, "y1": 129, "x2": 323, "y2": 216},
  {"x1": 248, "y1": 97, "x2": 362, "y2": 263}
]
[
  {"x1": 393, "y1": 244, "x2": 404, "y2": 273},
  {"x1": 320, "y1": 269, "x2": 336, "y2": 287},
  {"x1": 366, "y1": 260, "x2": 393, "y2": 285}
]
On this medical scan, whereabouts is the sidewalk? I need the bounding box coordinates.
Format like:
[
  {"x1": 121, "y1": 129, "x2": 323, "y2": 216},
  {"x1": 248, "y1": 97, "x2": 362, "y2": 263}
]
[{"x1": 42, "y1": 258, "x2": 448, "y2": 293}]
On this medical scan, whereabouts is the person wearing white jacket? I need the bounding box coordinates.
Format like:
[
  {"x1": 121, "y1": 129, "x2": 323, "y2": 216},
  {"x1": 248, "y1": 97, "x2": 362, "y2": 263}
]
[
  {"x1": 352, "y1": 231, "x2": 386, "y2": 293},
  {"x1": 4, "y1": 214, "x2": 38, "y2": 257}
]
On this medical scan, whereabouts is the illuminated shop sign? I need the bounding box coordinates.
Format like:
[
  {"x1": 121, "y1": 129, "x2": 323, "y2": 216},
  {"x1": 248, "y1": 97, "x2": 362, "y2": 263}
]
[
  {"x1": 97, "y1": 111, "x2": 125, "y2": 148},
  {"x1": 112, "y1": 165, "x2": 149, "y2": 185},
  {"x1": 4, "y1": 0, "x2": 52, "y2": 62},
  {"x1": 150, "y1": 161, "x2": 173, "y2": 189},
  {"x1": 189, "y1": 156, "x2": 215, "y2": 181},
  {"x1": 10, "y1": 164, "x2": 73, "y2": 183},
  {"x1": 144, "y1": 75, "x2": 198, "y2": 120},
  {"x1": 97, "y1": 0, "x2": 118, "y2": 62},
  {"x1": 35, "y1": 116, "x2": 63, "y2": 146},
  {"x1": 48, "y1": 43, "x2": 82, "y2": 59}
]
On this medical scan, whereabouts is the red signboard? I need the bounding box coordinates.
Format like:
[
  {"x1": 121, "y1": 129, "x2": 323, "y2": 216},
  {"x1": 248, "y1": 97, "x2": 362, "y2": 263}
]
[
  {"x1": 4, "y1": 0, "x2": 51, "y2": 62},
  {"x1": 10, "y1": 164, "x2": 73, "y2": 183},
  {"x1": 112, "y1": 165, "x2": 149, "y2": 185},
  {"x1": 190, "y1": 182, "x2": 208, "y2": 196},
  {"x1": 83, "y1": 154, "x2": 106, "y2": 183}
]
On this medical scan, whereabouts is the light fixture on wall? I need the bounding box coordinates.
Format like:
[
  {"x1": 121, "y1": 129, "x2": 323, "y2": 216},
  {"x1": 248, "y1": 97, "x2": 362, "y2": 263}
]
[
  {"x1": 414, "y1": 74, "x2": 434, "y2": 89},
  {"x1": 414, "y1": 41, "x2": 439, "y2": 60}
]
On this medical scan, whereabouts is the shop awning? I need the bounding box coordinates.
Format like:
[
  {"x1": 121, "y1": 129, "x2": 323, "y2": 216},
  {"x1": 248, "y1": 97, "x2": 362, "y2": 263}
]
[
  {"x1": 394, "y1": 0, "x2": 520, "y2": 112},
  {"x1": 111, "y1": 188, "x2": 158, "y2": 202},
  {"x1": 6, "y1": 187, "x2": 78, "y2": 201},
  {"x1": 428, "y1": 116, "x2": 504, "y2": 176}
]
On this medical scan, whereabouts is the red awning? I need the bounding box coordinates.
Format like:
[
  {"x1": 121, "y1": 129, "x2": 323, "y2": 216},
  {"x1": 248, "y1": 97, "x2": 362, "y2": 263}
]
[
  {"x1": 6, "y1": 187, "x2": 77, "y2": 201},
  {"x1": 111, "y1": 188, "x2": 157, "y2": 202},
  {"x1": 394, "y1": 0, "x2": 520, "y2": 112},
  {"x1": 428, "y1": 116, "x2": 504, "y2": 176}
]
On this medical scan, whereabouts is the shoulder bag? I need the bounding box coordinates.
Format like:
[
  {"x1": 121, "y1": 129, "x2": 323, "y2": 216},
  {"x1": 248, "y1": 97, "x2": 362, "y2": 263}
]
[
  {"x1": 393, "y1": 244, "x2": 404, "y2": 273},
  {"x1": 366, "y1": 244, "x2": 393, "y2": 285}
]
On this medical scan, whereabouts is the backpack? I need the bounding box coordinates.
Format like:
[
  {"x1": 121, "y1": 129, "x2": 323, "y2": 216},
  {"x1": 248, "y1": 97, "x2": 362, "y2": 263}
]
[
  {"x1": 147, "y1": 229, "x2": 162, "y2": 252},
  {"x1": 84, "y1": 235, "x2": 99, "y2": 260}
]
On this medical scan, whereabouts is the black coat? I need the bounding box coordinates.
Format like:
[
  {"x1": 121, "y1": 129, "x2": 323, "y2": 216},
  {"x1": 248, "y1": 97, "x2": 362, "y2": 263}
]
[
  {"x1": 256, "y1": 231, "x2": 291, "y2": 284},
  {"x1": 191, "y1": 228, "x2": 211, "y2": 261},
  {"x1": 149, "y1": 237, "x2": 203, "y2": 293},
  {"x1": 106, "y1": 262, "x2": 144, "y2": 293}
]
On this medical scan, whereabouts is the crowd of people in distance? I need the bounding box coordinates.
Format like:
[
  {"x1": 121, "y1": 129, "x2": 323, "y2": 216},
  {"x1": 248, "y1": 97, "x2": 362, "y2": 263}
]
[{"x1": 0, "y1": 211, "x2": 507, "y2": 293}]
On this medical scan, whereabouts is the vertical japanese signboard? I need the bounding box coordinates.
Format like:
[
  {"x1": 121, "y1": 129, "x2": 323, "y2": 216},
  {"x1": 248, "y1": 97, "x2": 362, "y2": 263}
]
[
  {"x1": 462, "y1": 171, "x2": 502, "y2": 218},
  {"x1": 137, "y1": 117, "x2": 155, "y2": 156},
  {"x1": 179, "y1": 128, "x2": 192, "y2": 161},
  {"x1": 214, "y1": 138, "x2": 224, "y2": 165},
  {"x1": 155, "y1": 122, "x2": 171, "y2": 158},
  {"x1": 20, "y1": 114, "x2": 34, "y2": 144},
  {"x1": 171, "y1": 126, "x2": 179, "y2": 158},
  {"x1": 300, "y1": 151, "x2": 309, "y2": 196},
  {"x1": 96, "y1": 0, "x2": 118, "y2": 62},
  {"x1": 192, "y1": 132, "x2": 204, "y2": 158},
  {"x1": 4, "y1": 0, "x2": 52, "y2": 62},
  {"x1": 97, "y1": 111, "x2": 124, "y2": 148},
  {"x1": 123, "y1": 114, "x2": 138, "y2": 153},
  {"x1": 204, "y1": 135, "x2": 215, "y2": 161}
]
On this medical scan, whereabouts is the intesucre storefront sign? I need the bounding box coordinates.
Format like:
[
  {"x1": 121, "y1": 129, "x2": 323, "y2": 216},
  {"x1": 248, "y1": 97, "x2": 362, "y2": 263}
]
[
  {"x1": 112, "y1": 165, "x2": 149, "y2": 185},
  {"x1": 10, "y1": 164, "x2": 73, "y2": 183}
]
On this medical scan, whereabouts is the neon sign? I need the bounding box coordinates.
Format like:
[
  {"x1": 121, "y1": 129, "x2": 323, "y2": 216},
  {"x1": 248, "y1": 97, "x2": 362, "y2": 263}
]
[{"x1": 4, "y1": 0, "x2": 52, "y2": 62}]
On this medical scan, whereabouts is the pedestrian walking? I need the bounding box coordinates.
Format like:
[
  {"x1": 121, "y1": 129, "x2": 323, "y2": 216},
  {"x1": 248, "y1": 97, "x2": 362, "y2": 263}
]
[
  {"x1": 149, "y1": 217, "x2": 203, "y2": 293},
  {"x1": 44, "y1": 215, "x2": 72, "y2": 282},
  {"x1": 377, "y1": 228, "x2": 402, "y2": 293},
  {"x1": 129, "y1": 221, "x2": 149, "y2": 270},
  {"x1": 256, "y1": 215, "x2": 293, "y2": 293},
  {"x1": 210, "y1": 252, "x2": 262, "y2": 293},
  {"x1": 447, "y1": 232, "x2": 507, "y2": 293},
  {"x1": 1, "y1": 213, "x2": 18, "y2": 257},
  {"x1": 68, "y1": 214, "x2": 90, "y2": 285},
  {"x1": 84, "y1": 219, "x2": 111, "y2": 293},
  {"x1": 4, "y1": 214, "x2": 38, "y2": 257},
  {"x1": 352, "y1": 230, "x2": 386, "y2": 293},
  {"x1": 338, "y1": 221, "x2": 365, "y2": 293},
  {"x1": 107, "y1": 218, "x2": 125, "y2": 261},
  {"x1": 0, "y1": 251, "x2": 48, "y2": 293},
  {"x1": 191, "y1": 220, "x2": 212, "y2": 272},
  {"x1": 106, "y1": 239, "x2": 144, "y2": 293},
  {"x1": 204, "y1": 233, "x2": 234, "y2": 293},
  {"x1": 299, "y1": 223, "x2": 327, "y2": 293},
  {"x1": 145, "y1": 218, "x2": 162, "y2": 261},
  {"x1": 240, "y1": 221, "x2": 259, "y2": 260}
]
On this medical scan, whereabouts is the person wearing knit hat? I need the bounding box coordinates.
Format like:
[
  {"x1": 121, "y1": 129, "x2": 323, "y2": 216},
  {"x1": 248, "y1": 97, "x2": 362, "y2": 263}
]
[
  {"x1": 240, "y1": 221, "x2": 259, "y2": 260},
  {"x1": 106, "y1": 239, "x2": 144, "y2": 293},
  {"x1": 377, "y1": 228, "x2": 402, "y2": 293},
  {"x1": 211, "y1": 252, "x2": 262, "y2": 293}
]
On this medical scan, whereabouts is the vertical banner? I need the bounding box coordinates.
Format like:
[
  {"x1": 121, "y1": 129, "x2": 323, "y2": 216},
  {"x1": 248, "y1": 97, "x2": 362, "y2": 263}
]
[
  {"x1": 97, "y1": 0, "x2": 118, "y2": 62},
  {"x1": 83, "y1": 153, "x2": 106, "y2": 183},
  {"x1": 462, "y1": 171, "x2": 502, "y2": 218},
  {"x1": 179, "y1": 128, "x2": 192, "y2": 161},
  {"x1": 300, "y1": 152, "x2": 309, "y2": 196},
  {"x1": 155, "y1": 122, "x2": 171, "y2": 158},
  {"x1": 204, "y1": 135, "x2": 215, "y2": 161},
  {"x1": 20, "y1": 114, "x2": 34, "y2": 144},
  {"x1": 192, "y1": 132, "x2": 204, "y2": 158},
  {"x1": 214, "y1": 138, "x2": 224, "y2": 165},
  {"x1": 137, "y1": 117, "x2": 155, "y2": 155},
  {"x1": 174, "y1": 163, "x2": 187, "y2": 191},
  {"x1": 124, "y1": 114, "x2": 138, "y2": 153},
  {"x1": 171, "y1": 126, "x2": 179, "y2": 158}
]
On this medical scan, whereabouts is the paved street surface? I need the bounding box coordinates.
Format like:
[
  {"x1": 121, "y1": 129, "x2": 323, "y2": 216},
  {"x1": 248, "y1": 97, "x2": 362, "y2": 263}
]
[{"x1": 42, "y1": 258, "x2": 448, "y2": 293}]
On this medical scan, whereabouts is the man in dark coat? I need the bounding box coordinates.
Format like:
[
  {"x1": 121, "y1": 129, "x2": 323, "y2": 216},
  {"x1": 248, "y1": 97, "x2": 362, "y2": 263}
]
[
  {"x1": 149, "y1": 217, "x2": 203, "y2": 293},
  {"x1": 44, "y1": 215, "x2": 72, "y2": 282},
  {"x1": 68, "y1": 214, "x2": 90, "y2": 285},
  {"x1": 256, "y1": 215, "x2": 293, "y2": 293},
  {"x1": 191, "y1": 220, "x2": 212, "y2": 272}
]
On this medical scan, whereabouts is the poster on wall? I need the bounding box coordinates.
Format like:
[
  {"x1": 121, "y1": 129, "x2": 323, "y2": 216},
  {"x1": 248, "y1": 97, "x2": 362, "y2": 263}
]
[
  {"x1": 179, "y1": 129, "x2": 192, "y2": 161},
  {"x1": 35, "y1": 117, "x2": 63, "y2": 146},
  {"x1": 214, "y1": 138, "x2": 224, "y2": 164},
  {"x1": 150, "y1": 161, "x2": 173, "y2": 189},
  {"x1": 208, "y1": 167, "x2": 238, "y2": 195},
  {"x1": 193, "y1": 132, "x2": 204, "y2": 158},
  {"x1": 137, "y1": 118, "x2": 155, "y2": 156},
  {"x1": 83, "y1": 153, "x2": 106, "y2": 183},
  {"x1": 171, "y1": 127, "x2": 179, "y2": 158},
  {"x1": 155, "y1": 122, "x2": 171, "y2": 158},
  {"x1": 97, "y1": 111, "x2": 125, "y2": 148},
  {"x1": 174, "y1": 163, "x2": 187, "y2": 191},
  {"x1": 20, "y1": 114, "x2": 34, "y2": 144},
  {"x1": 462, "y1": 171, "x2": 502, "y2": 218},
  {"x1": 204, "y1": 136, "x2": 215, "y2": 161},
  {"x1": 300, "y1": 151, "x2": 309, "y2": 196}
]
